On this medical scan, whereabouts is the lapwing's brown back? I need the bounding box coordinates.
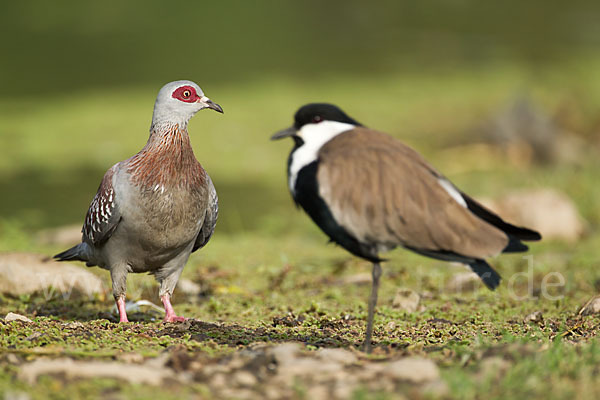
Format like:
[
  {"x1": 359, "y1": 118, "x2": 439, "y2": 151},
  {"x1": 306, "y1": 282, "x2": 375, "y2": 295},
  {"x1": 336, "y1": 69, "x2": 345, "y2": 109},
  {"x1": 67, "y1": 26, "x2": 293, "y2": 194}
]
[{"x1": 316, "y1": 127, "x2": 509, "y2": 259}]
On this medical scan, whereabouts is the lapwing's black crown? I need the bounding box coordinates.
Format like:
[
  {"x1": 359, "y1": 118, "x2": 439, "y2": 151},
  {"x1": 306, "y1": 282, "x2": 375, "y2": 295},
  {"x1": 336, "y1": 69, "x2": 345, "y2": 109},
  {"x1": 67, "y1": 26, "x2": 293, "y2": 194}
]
[{"x1": 293, "y1": 103, "x2": 362, "y2": 129}]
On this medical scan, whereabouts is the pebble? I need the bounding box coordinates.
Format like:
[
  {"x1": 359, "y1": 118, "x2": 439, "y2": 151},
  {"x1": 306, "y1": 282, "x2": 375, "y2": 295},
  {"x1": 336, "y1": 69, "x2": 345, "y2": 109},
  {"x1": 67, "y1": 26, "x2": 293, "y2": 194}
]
[
  {"x1": 392, "y1": 288, "x2": 421, "y2": 312},
  {"x1": 383, "y1": 357, "x2": 440, "y2": 383},
  {"x1": 579, "y1": 296, "x2": 600, "y2": 316},
  {"x1": 269, "y1": 343, "x2": 301, "y2": 366},
  {"x1": 479, "y1": 356, "x2": 511, "y2": 378},
  {"x1": 176, "y1": 278, "x2": 202, "y2": 296},
  {"x1": 524, "y1": 311, "x2": 543, "y2": 324},
  {"x1": 18, "y1": 358, "x2": 176, "y2": 385},
  {"x1": 316, "y1": 348, "x2": 358, "y2": 365},
  {"x1": 479, "y1": 188, "x2": 585, "y2": 242},
  {"x1": 445, "y1": 271, "x2": 483, "y2": 293},
  {"x1": 0, "y1": 253, "x2": 104, "y2": 298},
  {"x1": 233, "y1": 370, "x2": 257, "y2": 387},
  {"x1": 5, "y1": 312, "x2": 32, "y2": 323}
]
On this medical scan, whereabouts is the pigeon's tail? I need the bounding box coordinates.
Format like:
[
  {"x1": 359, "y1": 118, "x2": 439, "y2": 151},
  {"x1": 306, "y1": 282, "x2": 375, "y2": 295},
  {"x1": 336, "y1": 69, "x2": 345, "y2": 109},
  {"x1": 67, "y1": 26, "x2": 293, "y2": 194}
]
[
  {"x1": 54, "y1": 244, "x2": 86, "y2": 263},
  {"x1": 468, "y1": 259, "x2": 502, "y2": 290}
]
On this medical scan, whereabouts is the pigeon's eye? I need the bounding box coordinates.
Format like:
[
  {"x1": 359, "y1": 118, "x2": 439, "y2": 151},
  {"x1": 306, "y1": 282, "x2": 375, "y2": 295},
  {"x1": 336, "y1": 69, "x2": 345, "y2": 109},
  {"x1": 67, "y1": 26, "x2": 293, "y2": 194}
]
[
  {"x1": 172, "y1": 86, "x2": 197, "y2": 103},
  {"x1": 312, "y1": 115, "x2": 322, "y2": 123}
]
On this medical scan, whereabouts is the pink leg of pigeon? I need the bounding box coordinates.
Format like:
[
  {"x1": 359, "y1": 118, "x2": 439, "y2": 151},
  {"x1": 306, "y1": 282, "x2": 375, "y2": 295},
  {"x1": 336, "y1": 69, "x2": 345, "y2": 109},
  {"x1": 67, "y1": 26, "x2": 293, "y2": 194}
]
[
  {"x1": 161, "y1": 295, "x2": 186, "y2": 322},
  {"x1": 116, "y1": 296, "x2": 129, "y2": 323}
]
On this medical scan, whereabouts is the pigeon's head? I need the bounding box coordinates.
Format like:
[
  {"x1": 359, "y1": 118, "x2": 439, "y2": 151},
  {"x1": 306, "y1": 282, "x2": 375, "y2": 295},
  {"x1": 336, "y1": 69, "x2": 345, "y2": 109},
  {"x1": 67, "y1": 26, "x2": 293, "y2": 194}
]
[{"x1": 152, "y1": 80, "x2": 223, "y2": 126}]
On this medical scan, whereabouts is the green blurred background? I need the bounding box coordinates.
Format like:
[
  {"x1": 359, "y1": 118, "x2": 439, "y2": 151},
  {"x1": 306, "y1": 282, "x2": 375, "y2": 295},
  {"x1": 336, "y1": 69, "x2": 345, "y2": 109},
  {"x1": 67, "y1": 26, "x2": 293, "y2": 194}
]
[{"x1": 1, "y1": 0, "x2": 600, "y2": 238}]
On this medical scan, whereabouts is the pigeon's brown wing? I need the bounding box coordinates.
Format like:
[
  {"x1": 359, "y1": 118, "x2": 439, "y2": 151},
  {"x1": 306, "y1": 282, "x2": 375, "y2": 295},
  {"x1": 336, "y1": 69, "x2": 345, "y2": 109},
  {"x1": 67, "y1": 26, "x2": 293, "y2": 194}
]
[
  {"x1": 193, "y1": 175, "x2": 218, "y2": 252},
  {"x1": 82, "y1": 164, "x2": 122, "y2": 246},
  {"x1": 316, "y1": 128, "x2": 509, "y2": 260}
]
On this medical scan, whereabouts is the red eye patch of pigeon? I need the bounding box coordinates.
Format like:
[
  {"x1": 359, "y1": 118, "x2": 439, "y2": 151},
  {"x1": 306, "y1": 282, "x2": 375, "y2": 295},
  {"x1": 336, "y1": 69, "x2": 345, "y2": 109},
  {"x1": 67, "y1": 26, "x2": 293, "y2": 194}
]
[{"x1": 172, "y1": 86, "x2": 199, "y2": 103}]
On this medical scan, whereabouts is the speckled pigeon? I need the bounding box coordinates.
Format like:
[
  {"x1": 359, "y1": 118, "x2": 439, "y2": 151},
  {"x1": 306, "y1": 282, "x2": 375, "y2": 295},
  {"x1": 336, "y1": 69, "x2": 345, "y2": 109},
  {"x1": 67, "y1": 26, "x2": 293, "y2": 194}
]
[{"x1": 54, "y1": 80, "x2": 222, "y2": 322}]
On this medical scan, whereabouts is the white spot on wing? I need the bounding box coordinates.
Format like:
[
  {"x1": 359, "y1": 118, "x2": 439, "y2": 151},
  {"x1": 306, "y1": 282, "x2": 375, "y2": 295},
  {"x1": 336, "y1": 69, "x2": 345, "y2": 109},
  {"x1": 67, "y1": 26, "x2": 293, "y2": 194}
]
[
  {"x1": 438, "y1": 178, "x2": 467, "y2": 207},
  {"x1": 289, "y1": 121, "x2": 356, "y2": 193}
]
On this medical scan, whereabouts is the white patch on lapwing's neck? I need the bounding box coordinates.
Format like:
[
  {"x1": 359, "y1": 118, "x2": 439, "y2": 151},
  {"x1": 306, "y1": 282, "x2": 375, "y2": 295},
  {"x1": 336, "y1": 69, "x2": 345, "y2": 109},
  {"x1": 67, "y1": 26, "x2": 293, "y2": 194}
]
[
  {"x1": 438, "y1": 178, "x2": 467, "y2": 207},
  {"x1": 289, "y1": 120, "x2": 356, "y2": 193}
]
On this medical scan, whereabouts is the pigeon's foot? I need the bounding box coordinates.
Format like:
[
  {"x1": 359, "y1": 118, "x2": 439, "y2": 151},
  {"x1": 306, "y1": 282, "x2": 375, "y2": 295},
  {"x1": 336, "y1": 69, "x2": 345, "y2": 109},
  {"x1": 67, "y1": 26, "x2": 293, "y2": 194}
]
[
  {"x1": 163, "y1": 314, "x2": 187, "y2": 323},
  {"x1": 160, "y1": 294, "x2": 186, "y2": 323}
]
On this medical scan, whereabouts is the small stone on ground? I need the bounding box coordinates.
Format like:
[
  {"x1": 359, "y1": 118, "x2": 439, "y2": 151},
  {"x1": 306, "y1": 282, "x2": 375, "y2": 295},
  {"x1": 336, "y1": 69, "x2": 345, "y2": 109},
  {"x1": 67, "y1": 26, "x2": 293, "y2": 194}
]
[
  {"x1": 4, "y1": 312, "x2": 32, "y2": 323},
  {"x1": 579, "y1": 296, "x2": 600, "y2": 316},
  {"x1": 446, "y1": 271, "x2": 483, "y2": 293},
  {"x1": 0, "y1": 253, "x2": 104, "y2": 298},
  {"x1": 392, "y1": 288, "x2": 421, "y2": 312}
]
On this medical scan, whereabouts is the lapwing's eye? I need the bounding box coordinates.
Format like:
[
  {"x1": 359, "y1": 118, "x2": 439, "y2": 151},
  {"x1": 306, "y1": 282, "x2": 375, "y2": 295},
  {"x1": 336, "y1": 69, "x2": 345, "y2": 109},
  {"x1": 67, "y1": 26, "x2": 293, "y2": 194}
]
[
  {"x1": 312, "y1": 115, "x2": 322, "y2": 123},
  {"x1": 182, "y1": 90, "x2": 191, "y2": 98}
]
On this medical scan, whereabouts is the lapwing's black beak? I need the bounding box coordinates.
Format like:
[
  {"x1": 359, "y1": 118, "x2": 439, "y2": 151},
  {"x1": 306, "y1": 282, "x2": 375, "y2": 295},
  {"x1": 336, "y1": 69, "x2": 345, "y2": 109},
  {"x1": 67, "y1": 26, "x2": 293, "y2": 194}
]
[
  {"x1": 271, "y1": 126, "x2": 296, "y2": 140},
  {"x1": 199, "y1": 96, "x2": 224, "y2": 113}
]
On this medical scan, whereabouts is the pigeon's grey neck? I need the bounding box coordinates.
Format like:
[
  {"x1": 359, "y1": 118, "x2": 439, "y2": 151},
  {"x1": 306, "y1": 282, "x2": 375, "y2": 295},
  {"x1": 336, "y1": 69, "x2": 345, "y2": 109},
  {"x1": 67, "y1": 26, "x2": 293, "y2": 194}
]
[
  {"x1": 150, "y1": 116, "x2": 190, "y2": 133},
  {"x1": 145, "y1": 121, "x2": 192, "y2": 151}
]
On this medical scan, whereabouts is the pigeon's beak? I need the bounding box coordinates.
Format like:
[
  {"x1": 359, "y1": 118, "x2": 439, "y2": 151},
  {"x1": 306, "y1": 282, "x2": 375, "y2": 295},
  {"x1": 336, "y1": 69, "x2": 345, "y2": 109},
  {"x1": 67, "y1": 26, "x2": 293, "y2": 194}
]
[
  {"x1": 271, "y1": 126, "x2": 296, "y2": 140},
  {"x1": 199, "y1": 96, "x2": 224, "y2": 113}
]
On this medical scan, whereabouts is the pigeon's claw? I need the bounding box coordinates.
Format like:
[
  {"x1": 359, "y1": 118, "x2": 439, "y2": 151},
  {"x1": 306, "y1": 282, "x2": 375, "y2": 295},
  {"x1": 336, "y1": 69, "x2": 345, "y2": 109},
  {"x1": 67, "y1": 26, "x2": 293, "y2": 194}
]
[{"x1": 161, "y1": 294, "x2": 186, "y2": 323}]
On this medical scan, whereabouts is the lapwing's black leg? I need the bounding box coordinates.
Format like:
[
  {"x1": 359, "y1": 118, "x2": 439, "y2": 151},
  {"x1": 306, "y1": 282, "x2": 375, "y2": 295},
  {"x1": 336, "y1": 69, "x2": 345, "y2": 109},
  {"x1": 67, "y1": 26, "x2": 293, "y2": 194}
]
[{"x1": 363, "y1": 262, "x2": 382, "y2": 353}]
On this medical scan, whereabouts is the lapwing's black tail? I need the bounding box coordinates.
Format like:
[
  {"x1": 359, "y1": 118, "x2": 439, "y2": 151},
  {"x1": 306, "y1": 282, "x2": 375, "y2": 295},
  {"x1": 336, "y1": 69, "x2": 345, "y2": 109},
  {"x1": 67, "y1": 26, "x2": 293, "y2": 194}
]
[
  {"x1": 468, "y1": 259, "x2": 502, "y2": 290},
  {"x1": 460, "y1": 192, "x2": 541, "y2": 253},
  {"x1": 503, "y1": 235, "x2": 530, "y2": 253}
]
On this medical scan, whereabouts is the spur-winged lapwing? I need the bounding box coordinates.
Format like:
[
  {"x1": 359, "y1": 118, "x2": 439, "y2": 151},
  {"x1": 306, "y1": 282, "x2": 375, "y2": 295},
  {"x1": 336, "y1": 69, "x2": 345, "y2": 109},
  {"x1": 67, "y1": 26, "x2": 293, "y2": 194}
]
[{"x1": 271, "y1": 103, "x2": 541, "y2": 352}]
